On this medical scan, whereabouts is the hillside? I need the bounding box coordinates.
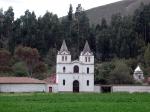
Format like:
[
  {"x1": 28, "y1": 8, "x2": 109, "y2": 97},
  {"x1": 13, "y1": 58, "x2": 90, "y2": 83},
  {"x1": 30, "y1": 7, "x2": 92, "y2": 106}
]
[{"x1": 85, "y1": 0, "x2": 150, "y2": 25}]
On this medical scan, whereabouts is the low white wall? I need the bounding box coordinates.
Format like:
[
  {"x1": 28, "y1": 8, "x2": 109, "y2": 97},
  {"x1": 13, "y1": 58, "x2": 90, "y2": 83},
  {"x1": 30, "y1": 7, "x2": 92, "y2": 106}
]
[
  {"x1": 0, "y1": 84, "x2": 46, "y2": 92},
  {"x1": 112, "y1": 86, "x2": 150, "y2": 93},
  {"x1": 94, "y1": 85, "x2": 101, "y2": 93},
  {"x1": 46, "y1": 84, "x2": 58, "y2": 93}
]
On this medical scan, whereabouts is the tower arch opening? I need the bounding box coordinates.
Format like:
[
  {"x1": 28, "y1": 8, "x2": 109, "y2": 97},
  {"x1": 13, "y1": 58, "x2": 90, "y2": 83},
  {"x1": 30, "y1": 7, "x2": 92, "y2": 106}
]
[{"x1": 73, "y1": 65, "x2": 79, "y2": 73}]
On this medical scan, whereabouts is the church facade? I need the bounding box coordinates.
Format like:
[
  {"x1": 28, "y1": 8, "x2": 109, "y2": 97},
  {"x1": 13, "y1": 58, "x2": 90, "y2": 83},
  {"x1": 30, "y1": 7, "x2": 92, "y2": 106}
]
[{"x1": 56, "y1": 40, "x2": 94, "y2": 92}]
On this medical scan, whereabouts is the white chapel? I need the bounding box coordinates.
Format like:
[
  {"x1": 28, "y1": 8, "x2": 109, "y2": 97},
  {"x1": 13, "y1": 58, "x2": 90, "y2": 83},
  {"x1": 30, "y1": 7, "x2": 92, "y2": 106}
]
[
  {"x1": 133, "y1": 65, "x2": 144, "y2": 83},
  {"x1": 56, "y1": 40, "x2": 94, "y2": 92}
]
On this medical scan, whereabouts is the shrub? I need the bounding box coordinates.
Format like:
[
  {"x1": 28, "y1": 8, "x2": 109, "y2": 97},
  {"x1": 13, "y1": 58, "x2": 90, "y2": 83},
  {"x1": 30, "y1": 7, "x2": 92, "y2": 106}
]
[
  {"x1": 108, "y1": 60, "x2": 134, "y2": 84},
  {"x1": 12, "y1": 62, "x2": 28, "y2": 76}
]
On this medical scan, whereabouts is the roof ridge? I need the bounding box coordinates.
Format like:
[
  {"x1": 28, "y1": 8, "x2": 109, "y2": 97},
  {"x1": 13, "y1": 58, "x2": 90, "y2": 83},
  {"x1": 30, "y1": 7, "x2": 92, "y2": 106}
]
[{"x1": 0, "y1": 77, "x2": 46, "y2": 84}]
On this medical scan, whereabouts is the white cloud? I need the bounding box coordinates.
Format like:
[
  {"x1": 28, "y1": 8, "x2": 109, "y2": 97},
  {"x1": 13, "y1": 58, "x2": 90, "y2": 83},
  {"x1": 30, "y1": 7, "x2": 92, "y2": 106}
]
[
  {"x1": 0, "y1": 0, "x2": 22, "y2": 3},
  {"x1": 0, "y1": 0, "x2": 122, "y2": 19}
]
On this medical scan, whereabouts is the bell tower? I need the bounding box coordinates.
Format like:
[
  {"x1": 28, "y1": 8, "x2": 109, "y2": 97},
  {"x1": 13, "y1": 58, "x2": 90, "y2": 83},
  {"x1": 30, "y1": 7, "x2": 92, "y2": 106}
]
[
  {"x1": 57, "y1": 40, "x2": 71, "y2": 63},
  {"x1": 79, "y1": 41, "x2": 94, "y2": 64}
]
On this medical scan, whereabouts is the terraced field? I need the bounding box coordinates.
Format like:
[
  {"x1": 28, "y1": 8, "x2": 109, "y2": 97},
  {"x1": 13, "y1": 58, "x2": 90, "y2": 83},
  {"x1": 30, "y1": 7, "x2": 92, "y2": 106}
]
[{"x1": 0, "y1": 93, "x2": 150, "y2": 112}]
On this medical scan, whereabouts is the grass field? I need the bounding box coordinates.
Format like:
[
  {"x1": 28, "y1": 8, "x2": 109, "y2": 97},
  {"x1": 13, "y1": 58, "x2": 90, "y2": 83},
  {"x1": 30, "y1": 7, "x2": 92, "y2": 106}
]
[{"x1": 0, "y1": 93, "x2": 150, "y2": 112}]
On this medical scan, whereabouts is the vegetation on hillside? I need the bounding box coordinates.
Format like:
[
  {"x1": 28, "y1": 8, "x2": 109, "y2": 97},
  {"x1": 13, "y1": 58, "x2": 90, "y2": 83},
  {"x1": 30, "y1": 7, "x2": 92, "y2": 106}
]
[
  {"x1": 0, "y1": 3, "x2": 150, "y2": 83},
  {"x1": 85, "y1": 0, "x2": 150, "y2": 25}
]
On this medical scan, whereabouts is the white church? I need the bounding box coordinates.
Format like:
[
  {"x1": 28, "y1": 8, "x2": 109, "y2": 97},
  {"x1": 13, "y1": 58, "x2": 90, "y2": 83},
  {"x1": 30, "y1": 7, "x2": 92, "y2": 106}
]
[
  {"x1": 133, "y1": 65, "x2": 144, "y2": 83},
  {"x1": 56, "y1": 40, "x2": 94, "y2": 92}
]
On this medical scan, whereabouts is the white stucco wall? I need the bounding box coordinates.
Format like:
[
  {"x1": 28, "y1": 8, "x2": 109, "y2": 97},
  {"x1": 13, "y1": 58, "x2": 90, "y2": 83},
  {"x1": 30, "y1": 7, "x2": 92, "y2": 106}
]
[
  {"x1": 56, "y1": 54, "x2": 94, "y2": 92},
  {"x1": 112, "y1": 86, "x2": 150, "y2": 93},
  {"x1": 79, "y1": 54, "x2": 94, "y2": 64},
  {"x1": 57, "y1": 73, "x2": 94, "y2": 92},
  {"x1": 46, "y1": 84, "x2": 58, "y2": 93},
  {"x1": 57, "y1": 54, "x2": 71, "y2": 64},
  {"x1": 94, "y1": 85, "x2": 101, "y2": 93},
  {"x1": 0, "y1": 84, "x2": 46, "y2": 92},
  {"x1": 56, "y1": 63, "x2": 94, "y2": 74}
]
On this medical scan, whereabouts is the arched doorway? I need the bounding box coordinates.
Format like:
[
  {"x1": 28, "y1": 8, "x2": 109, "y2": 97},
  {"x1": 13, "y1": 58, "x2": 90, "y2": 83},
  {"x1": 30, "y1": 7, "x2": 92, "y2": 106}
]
[{"x1": 73, "y1": 80, "x2": 79, "y2": 92}]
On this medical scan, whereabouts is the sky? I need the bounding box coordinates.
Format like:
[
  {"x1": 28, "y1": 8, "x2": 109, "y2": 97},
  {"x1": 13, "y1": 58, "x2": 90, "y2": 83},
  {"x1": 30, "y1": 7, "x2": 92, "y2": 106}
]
[{"x1": 0, "y1": 0, "x2": 122, "y2": 19}]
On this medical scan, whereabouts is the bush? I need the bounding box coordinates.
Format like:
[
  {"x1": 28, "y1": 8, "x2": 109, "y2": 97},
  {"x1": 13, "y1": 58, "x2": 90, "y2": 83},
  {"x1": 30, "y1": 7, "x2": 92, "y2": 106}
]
[
  {"x1": 32, "y1": 62, "x2": 48, "y2": 79},
  {"x1": 12, "y1": 62, "x2": 28, "y2": 76},
  {"x1": 0, "y1": 49, "x2": 11, "y2": 66},
  {"x1": 95, "y1": 62, "x2": 115, "y2": 84},
  {"x1": 0, "y1": 66, "x2": 13, "y2": 72},
  {"x1": 108, "y1": 60, "x2": 134, "y2": 84}
]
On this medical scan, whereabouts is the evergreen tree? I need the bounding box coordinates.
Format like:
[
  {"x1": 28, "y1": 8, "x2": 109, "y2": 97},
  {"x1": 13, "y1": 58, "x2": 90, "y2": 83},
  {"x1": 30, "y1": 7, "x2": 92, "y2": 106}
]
[
  {"x1": 0, "y1": 8, "x2": 4, "y2": 48},
  {"x1": 2, "y1": 7, "x2": 14, "y2": 49},
  {"x1": 133, "y1": 3, "x2": 150, "y2": 43},
  {"x1": 144, "y1": 44, "x2": 150, "y2": 66},
  {"x1": 68, "y1": 4, "x2": 73, "y2": 21}
]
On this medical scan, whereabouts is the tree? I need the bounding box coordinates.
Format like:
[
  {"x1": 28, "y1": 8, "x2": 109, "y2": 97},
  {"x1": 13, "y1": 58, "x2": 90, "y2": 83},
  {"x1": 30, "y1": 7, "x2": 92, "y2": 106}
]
[
  {"x1": 0, "y1": 8, "x2": 4, "y2": 48},
  {"x1": 144, "y1": 44, "x2": 150, "y2": 66},
  {"x1": 15, "y1": 46, "x2": 40, "y2": 77},
  {"x1": 101, "y1": 18, "x2": 107, "y2": 29},
  {"x1": 133, "y1": 3, "x2": 150, "y2": 43},
  {"x1": 95, "y1": 62, "x2": 115, "y2": 84},
  {"x1": 45, "y1": 48, "x2": 57, "y2": 67},
  {"x1": 108, "y1": 60, "x2": 133, "y2": 84},
  {"x1": 96, "y1": 22, "x2": 112, "y2": 61},
  {"x1": 33, "y1": 62, "x2": 47, "y2": 79},
  {"x1": 12, "y1": 62, "x2": 28, "y2": 76},
  {"x1": 0, "y1": 7, "x2": 14, "y2": 49},
  {"x1": 0, "y1": 49, "x2": 11, "y2": 66},
  {"x1": 68, "y1": 4, "x2": 73, "y2": 21},
  {"x1": 0, "y1": 49, "x2": 12, "y2": 73},
  {"x1": 96, "y1": 29, "x2": 109, "y2": 61},
  {"x1": 74, "y1": 5, "x2": 90, "y2": 58},
  {"x1": 37, "y1": 11, "x2": 60, "y2": 55},
  {"x1": 19, "y1": 10, "x2": 38, "y2": 47},
  {"x1": 67, "y1": 4, "x2": 73, "y2": 39}
]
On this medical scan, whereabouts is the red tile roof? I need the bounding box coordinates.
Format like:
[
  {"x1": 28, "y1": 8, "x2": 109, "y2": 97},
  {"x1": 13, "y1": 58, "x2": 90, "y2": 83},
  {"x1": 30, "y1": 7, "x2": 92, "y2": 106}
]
[
  {"x1": 0, "y1": 77, "x2": 46, "y2": 84},
  {"x1": 44, "y1": 74, "x2": 56, "y2": 84},
  {"x1": 147, "y1": 77, "x2": 150, "y2": 83}
]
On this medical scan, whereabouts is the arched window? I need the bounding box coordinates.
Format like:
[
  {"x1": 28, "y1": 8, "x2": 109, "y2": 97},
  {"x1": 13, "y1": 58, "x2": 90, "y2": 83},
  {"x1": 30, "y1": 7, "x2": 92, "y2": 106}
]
[
  {"x1": 87, "y1": 67, "x2": 89, "y2": 74},
  {"x1": 88, "y1": 57, "x2": 90, "y2": 62},
  {"x1": 87, "y1": 80, "x2": 89, "y2": 86},
  {"x1": 62, "y1": 56, "x2": 64, "y2": 61},
  {"x1": 74, "y1": 65, "x2": 79, "y2": 73},
  {"x1": 63, "y1": 79, "x2": 65, "y2": 86},
  {"x1": 85, "y1": 57, "x2": 87, "y2": 62},
  {"x1": 63, "y1": 67, "x2": 66, "y2": 73},
  {"x1": 65, "y1": 56, "x2": 67, "y2": 61}
]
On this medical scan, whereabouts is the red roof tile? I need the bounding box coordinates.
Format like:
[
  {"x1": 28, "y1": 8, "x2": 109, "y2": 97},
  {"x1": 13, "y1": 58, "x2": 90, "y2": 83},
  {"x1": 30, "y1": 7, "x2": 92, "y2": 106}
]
[
  {"x1": 44, "y1": 74, "x2": 56, "y2": 84},
  {"x1": 0, "y1": 77, "x2": 46, "y2": 84},
  {"x1": 147, "y1": 77, "x2": 150, "y2": 83}
]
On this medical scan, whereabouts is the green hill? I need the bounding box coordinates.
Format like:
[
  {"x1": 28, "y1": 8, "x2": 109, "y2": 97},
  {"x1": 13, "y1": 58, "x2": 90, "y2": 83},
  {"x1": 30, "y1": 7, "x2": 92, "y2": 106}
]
[{"x1": 85, "y1": 0, "x2": 150, "y2": 25}]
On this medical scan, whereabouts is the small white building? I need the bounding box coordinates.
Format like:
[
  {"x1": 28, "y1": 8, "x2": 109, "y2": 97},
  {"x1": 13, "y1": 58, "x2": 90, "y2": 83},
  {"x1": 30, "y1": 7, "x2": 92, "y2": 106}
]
[
  {"x1": 56, "y1": 40, "x2": 94, "y2": 92},
  {"x1": 133, "y1": 65, "x2": 144, "y2": 83},
  {"x1": 44, "y1": 74, "x2": 58, "y2": 93},
  {"x1": 0, "y1": 77, "x2": 46, "y2": 92}
]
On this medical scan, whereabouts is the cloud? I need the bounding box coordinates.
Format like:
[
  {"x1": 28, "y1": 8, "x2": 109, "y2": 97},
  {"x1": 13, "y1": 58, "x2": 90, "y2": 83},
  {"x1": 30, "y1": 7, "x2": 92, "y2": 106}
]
[{"x1": 0, "y1": 0, "x2": 22, "y2": 3}]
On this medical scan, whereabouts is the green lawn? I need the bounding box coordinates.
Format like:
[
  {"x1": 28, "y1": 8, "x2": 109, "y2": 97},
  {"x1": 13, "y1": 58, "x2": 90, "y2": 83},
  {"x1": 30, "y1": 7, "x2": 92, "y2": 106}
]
[{"x1": 0, "y1": 93, "x2": 150, "y2": 112}]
